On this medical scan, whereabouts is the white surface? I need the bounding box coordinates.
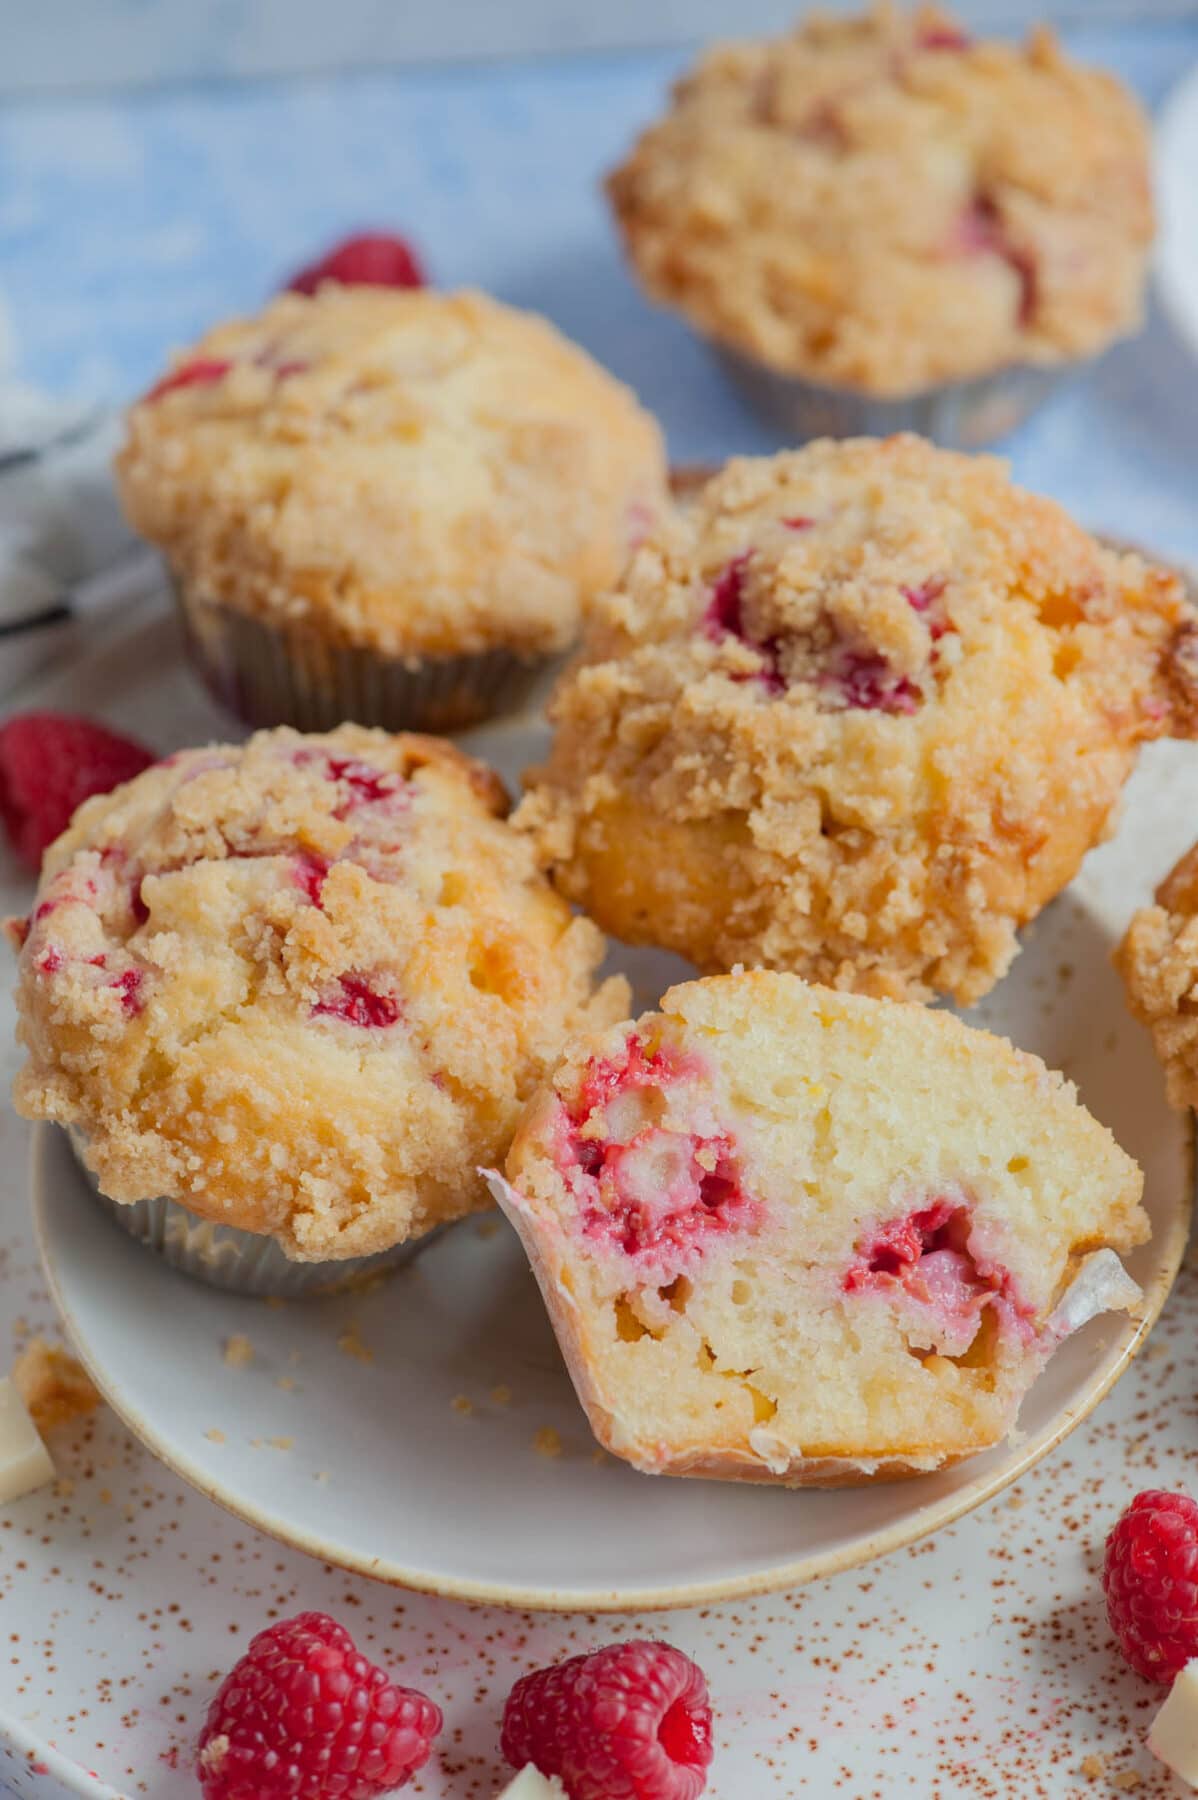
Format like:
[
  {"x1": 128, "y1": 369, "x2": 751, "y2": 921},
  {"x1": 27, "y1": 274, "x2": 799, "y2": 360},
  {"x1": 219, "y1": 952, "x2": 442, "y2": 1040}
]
[
  {"x1": 1149, "y1": 1662, "x2": 1198, "y2": 1786},
  {"x1": 0, "y1": 587, "x2": 1195, "y2": 1795},
  {"x1": 0, "y1": 1381, "x2": 54, "y2": 1506},
  {"x1": 1157, "y1": 56, "x2": 1198, "y2": 366}
]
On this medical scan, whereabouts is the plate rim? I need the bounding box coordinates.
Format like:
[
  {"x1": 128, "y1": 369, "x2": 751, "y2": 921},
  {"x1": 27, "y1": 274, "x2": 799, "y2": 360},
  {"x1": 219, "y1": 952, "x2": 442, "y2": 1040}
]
[{"x1": 31, "y1": 1118, "x2": 1195, "y2": 1615}]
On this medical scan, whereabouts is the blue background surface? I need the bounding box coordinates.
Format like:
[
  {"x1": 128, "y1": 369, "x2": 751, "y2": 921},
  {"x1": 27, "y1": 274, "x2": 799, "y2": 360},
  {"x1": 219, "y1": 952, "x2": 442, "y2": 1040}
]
[{"x1": 1, "y1": 21, "x2": 1198, "y2": 556}]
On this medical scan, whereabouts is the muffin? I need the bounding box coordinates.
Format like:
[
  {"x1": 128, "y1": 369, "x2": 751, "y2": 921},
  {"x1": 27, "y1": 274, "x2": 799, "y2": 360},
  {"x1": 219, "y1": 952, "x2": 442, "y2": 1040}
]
[
  {"x1": 115, "y1": 288, "x2": 668, "y2": 732},
  {"x1": 1117, "y1": 843, "x2": 1198, "y2": 1112},
  {"x1": 607, "y1": 4, "x2": 1153, "y2": 444},
  {"x1": 516, "y1": 437, "x2": 1198, "y2": 1006},
  {"x1": 494, "y1": 971, "x2": 1146, "y2": 1484},
  {"x1": 7, "y1": 725, "x2": 628, "y2": 1295}
]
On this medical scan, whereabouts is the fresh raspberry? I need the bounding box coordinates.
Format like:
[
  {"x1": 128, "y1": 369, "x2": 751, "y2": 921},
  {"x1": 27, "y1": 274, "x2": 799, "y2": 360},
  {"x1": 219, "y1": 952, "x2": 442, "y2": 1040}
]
[
  {"x1": 197, "y1": 1611, "x2": 441, "y2": 1800},
  {"x1": 501, "y1": 1639, "x2": 713, "y2": 1800},
  {"x1": 1104, "y1": 1491, "x2": 1198, "y2": 1682},
  {"x1": 0, "y1": 713, "x2": 155, "y2": 871},
  {"x1": 286, "y1": 232, "x2": 426, "y2": 296},
  {"x1": 144, "y1": 357, "x2": 232, "y2": 402}
]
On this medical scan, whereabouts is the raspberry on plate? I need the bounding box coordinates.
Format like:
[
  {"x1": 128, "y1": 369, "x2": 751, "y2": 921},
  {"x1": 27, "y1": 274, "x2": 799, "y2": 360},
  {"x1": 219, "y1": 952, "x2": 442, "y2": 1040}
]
[
  {"x1": 197, "y1": 1610, "x2": 441, "y2": 1800},
  {"x1": 500, "y1": 1639, "x2": 713, "y2": 1800},
  {"x1": 0, "y1": 712, "x2": 155, "y2": 871},
  {"x1": 286, "y1": 231, "x2": 426, "y2": 295},
  {"x1": 1104, "y1": 1490, "x2": 1198, "y2": 1683}
]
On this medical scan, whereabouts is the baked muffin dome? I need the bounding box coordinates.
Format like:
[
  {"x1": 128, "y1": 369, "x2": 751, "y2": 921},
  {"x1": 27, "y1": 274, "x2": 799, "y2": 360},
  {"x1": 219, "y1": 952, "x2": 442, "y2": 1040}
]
[
  {"x1": 1117, "y1": 843, "x2": 1198, "y2": 1111},
  {"x1": 607, "y1": 4, "x2": 1153, "y2": 394},
  {"x1": 115, "y1": 287, "x2": 667, "y2": 659},
  {"x1": 497, "y1": 972, "x2": 1146, "y2": 1484},
  {"x1": 8, "y1": 726, "x2": 628, "y2": 1260},
  {"x1": 516, "y1": 437, "x2": 1198, "y2": 1005}
]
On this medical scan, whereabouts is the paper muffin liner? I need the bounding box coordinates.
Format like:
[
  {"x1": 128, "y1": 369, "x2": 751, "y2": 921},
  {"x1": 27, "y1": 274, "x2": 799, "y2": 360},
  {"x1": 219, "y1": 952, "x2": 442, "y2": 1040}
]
[
  {"x1": 711, "y1": 344, "x2": 1069, "y2": 450},
  {"x1": 173, "y1": 581, "x2": 556, "y2": 735},
  {"x1": 67, "y1": 1129, "x2": 437, "y2": 1299}
]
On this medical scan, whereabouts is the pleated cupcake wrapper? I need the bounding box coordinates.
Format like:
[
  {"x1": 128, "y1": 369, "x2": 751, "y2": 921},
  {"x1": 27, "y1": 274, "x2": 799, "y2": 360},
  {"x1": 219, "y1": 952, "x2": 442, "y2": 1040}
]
[
  {"x1": 174, "y1": 582, "x2": 555, "y2": 735},
  {"x1": 67, "y1": 1129, "x2": 432, "y2": 1299},
  {"x1": 711, "y1": 344, "x2": 1069, "y2": 451}
]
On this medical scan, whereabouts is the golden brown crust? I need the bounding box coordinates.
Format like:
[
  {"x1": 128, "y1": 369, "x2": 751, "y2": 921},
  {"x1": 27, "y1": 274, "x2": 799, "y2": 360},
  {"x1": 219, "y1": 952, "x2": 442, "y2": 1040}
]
[
  {"x1": 517, "y1": 437, "x2": 1195, "y2": 1004},
  {"x1": 115, "y1": 288, "x2": 668, "y2": 658},
  {"x1": 608, "y1": 4, "x2": 1153, "y2": 393},
  {"x1": 12, "y1": 1338, "x2": 100, "y2": 1434},
  {"x1": 9, "y1": 725, "x2": 629, "y2": 1259},
  {"x1": 499, "y1": 971, "x2": 1145, "y2": 1485},
  {"x1": 1117, "y1": 841, "x2": 1198, "y2": 1111}
]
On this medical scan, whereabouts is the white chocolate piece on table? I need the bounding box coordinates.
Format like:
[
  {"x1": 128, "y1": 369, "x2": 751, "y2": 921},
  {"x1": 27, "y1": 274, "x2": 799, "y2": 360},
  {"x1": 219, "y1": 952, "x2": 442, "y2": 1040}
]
[
  {"x1": 495, "y1": 1768, "x2": 568, "y2": 1798},
  {"x1": 1149, "y1": 1660, "x2": 1198, "y2": 1786},
  {"x1": 0, "y1": 1378, "x2": 55, "y2": 1502}
]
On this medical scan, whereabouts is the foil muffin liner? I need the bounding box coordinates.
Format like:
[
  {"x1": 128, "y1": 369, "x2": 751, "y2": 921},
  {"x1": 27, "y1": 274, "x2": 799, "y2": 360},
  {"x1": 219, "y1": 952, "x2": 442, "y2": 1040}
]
[
  {"x1": 67, "y1": 1129, "x2": 437, "y2": 1299},
  {"x1": 174, "y1": 582, "x2": 556, "y2": 735},
  {"x1": 711, "y1": 345, "x2": 1068, "y2": 450}
]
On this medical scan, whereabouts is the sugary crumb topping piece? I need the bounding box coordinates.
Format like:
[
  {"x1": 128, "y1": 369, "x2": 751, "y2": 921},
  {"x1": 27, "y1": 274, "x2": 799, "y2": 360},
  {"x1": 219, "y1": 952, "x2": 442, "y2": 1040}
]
[{"x1": 11, "y1": 1338, "x2": 99, "y2": 1434}]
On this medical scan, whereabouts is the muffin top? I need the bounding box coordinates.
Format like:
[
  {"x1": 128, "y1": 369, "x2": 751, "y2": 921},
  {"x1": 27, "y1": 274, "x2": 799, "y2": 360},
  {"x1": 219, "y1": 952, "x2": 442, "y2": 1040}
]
[
  {"x1": 516, "y1": 436, "x2": 1198, "y2": 1003},
  {"x1": 8, "y1": 726, "x2": 628, "y2": 1259},
  {"x1": 115, "y1": 288, "x2": 668, "y2": 658},
  {"x1": 607, "y1": 4, "x2": 1153, "y2": 393},
  {"x1": 1117, "y1": 842, "x2": 1198, "y2": 1113}
]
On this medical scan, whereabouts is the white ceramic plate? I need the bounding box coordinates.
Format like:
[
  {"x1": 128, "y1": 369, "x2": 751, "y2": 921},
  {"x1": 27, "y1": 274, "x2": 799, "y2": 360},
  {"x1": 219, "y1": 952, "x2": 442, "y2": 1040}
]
[
  {"x1": 1157, "y1": 58, "x2": 1198, "y2": 361},
  {"x1": 30, "y1": 707, "x2": 1193, "y2": 1614}
]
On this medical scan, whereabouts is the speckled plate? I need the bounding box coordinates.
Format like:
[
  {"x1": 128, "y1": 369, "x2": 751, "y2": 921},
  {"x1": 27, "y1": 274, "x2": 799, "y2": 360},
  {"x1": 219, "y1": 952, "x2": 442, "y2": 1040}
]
[{"x1": 28, "y1": 707, "x2": 1194, "y2": 1616}]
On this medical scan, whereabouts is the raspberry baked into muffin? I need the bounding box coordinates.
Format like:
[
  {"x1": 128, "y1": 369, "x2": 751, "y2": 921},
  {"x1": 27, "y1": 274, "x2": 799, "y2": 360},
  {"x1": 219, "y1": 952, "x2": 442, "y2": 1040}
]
[
  {"x1": 517, "y1": 437, "x2": 1198, "y2": 1005},
  {"x1": 607, "y1": 4, "x2": 1152, "y2": 440},
  {"x1": 494, "y1": 972, "x2": 1146, "y2": 1483},
  {"x1": 1117, "y1": 844, "x2": 1198, "y2": 1112},
  {"x1": 115, "y1": 287, "x2": 667, "y2": 732},
  {"x1": 7, "y1": 726, "x2": 627, "y2": 1294}
]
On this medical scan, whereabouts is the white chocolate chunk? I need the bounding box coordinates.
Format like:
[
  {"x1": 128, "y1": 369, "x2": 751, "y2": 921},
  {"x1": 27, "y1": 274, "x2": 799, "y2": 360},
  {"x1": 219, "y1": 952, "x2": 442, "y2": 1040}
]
[
  {"x1": 0, "y1": 1378, "x2": 55, "y2": 1502},
  {"x1": 1046, "y1": 1249, "x2": 1142, "y2": 1339},
  {"x1": 495, "y1": 1769, "x2": 567, "y2": 1798},
  {"x1": 1149, "y1": 1660, "x2": 1198, "y2": 1784}
]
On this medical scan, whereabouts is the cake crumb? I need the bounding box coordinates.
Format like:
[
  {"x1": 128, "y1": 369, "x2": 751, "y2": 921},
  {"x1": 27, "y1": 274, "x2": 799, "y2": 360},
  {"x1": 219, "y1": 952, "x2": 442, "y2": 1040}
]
[
  {"x1": 222, "y1": 1334, "x2": 254, "y2": 1369},
  {"x1": 276, "y1": 1376, "x2": 296, "y2": 1392},
  {"x1": 534, "y1": 1427, "x2": 563, "y2": 1459},
  {"x1": 451, "y1": 1395, "x2": 474, "y2": 1416},
  {"x1": 99, "y1": 1487, "x2": 112, "y2": 1504},
  {"x1": 53, "y1": 1477, "x2": 75, "y2": 1499},
  {"x1": 337, "y1": 1325, "x2": 374, "y2": 1365},
  {"x1": 1007, "y1": 1491, "x2": 1025, "y2": 1510},
  {"x1": 1079, "y1": 1753, "x2": 1106, "y2": 1779},
  {"x1": 205, "y1": 1428, "x2": 226, "y2": 1445},
  {"x1": 12, "y1": 1337, "x2": 99, "y2": 1433},
  {"x1": 1112, "y1": 1772, "x2": 1143, "y2": 1791},
  {"x1": 591, "y1": 1448, "x2": 610, "y2": 1466},
  {"x1": 490, "y1": 1385, "x2": 512, "y2": 1407},
  {"x1": 268, "y1": 1436, "x2": 293, "y2": 1451}
]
